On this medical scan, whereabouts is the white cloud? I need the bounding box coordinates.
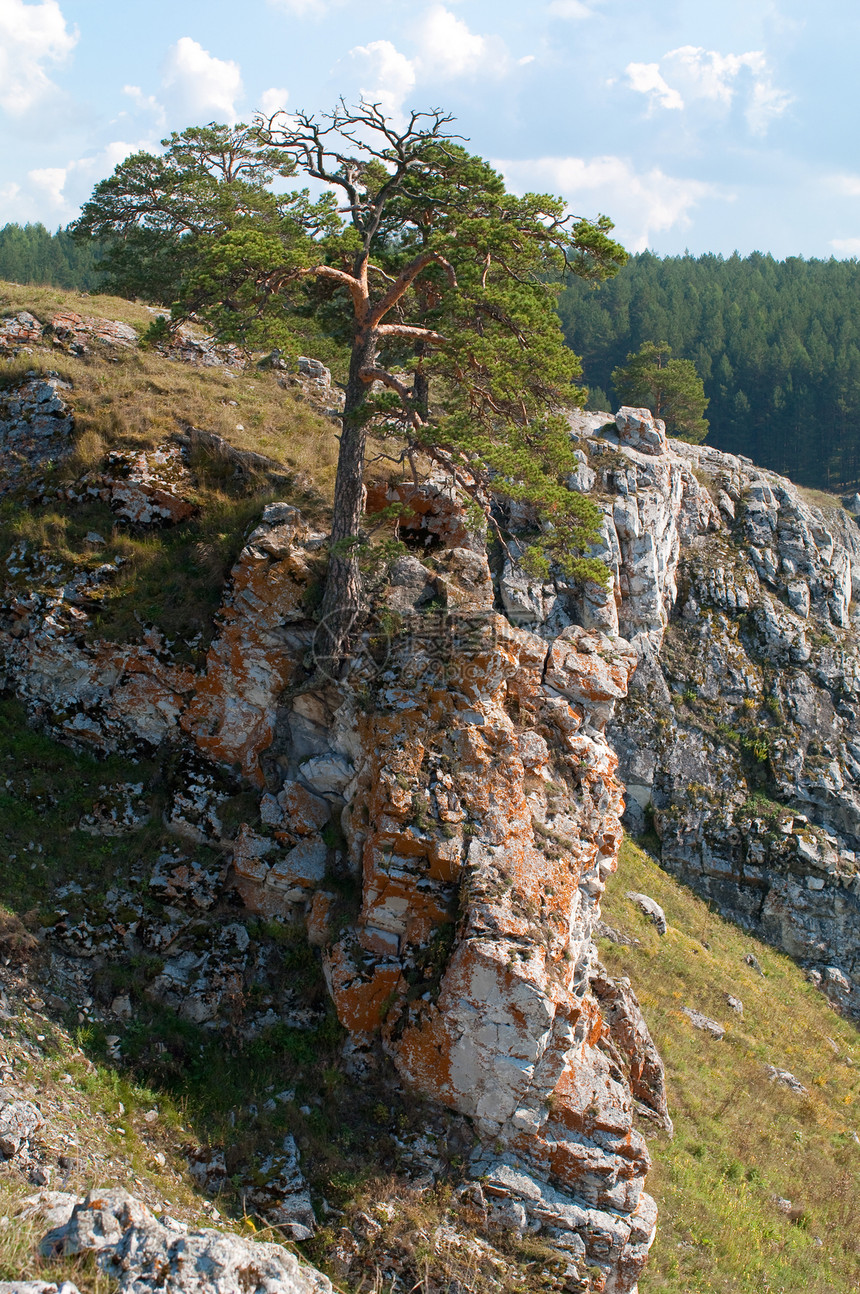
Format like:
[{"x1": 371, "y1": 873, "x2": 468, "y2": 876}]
[
  {"x1": 663, "y1": 46, "x2": 759, "y2": 106},
  {"x1": 623, "y1": 45, "x2": 792, "y2": 136},
  {"x1": 20, "y1": 139, "x2": 155, "y2": 221},
  {"x1": 831, "y1": 238, "x2": 860, "y2": 258},
  {"x1": 497, "y1": 154, "x2": 723, "y2": 252},
  {"x1": 547, "y1": 0, "x2": 596, "y2": 17},
  {"x1": 831, "y1": 174, "x2": 860, "y2": 198},
  {"x1": 414, "y1": 5, "x2": 509, "y2": 80},
  {"x1": 259, "y1": 87, "x2": 289, "y2": 118},
  {"x1": 414, "y1": 6, "x2": 490, "y2": 79},
  {"x1": 161, "y1": 36, "x2": 243, "y2": 125},
  {"x1": 625, "y1": 62, "x2": 684, "y2": 112},
  {"x1": 746, "y1": 75, "x2": 794, "y2": 137},
  {"x1": 123, "y1": 84, "x2": 166, "y2": 127},
  {"x1": 0, "y1": 0, "x2": 77, "y2": 116},
  {"x1": 661, "y1": 45, "x2": 793, "y2": 135},
  {"x1": 343, "y1": 7, "x2": 512, "y2": 121},
  {"x1": 27, "y1": 165, "x2": 67, "y2": 206},
  {"x1": 349, "y1": 39, "x2": 417, "y2": 121}
]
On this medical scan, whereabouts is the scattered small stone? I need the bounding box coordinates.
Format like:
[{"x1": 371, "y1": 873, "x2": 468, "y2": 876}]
[
  {"x1": 681, "y1": 1007, "x2": 725, "y2": 1040},
  {"x1": 594, "y1": 919, "x2": 640, "y2": 947},
  {"x1": 725, "y1": 994, "x2": 744, "y2": 1016},
  {"x1": 242, "y1": 1134, "x2": 316, "y2": 1240},
  {"x1": 39, "y1": 1188, "x2": 331, "y2": 1292},
  {"x1": 765, "y1": 1065, "x2": 809, "y2": 1096},
  {"x1": 626, "y1": 892, "x2": 668, "y2": 935},
  {"x1": 0, "y1": 1282, "x2": 81, "y2": 1293},
  {"x1": 745, "y1": 953, "x2": 765, "y2": 976}
]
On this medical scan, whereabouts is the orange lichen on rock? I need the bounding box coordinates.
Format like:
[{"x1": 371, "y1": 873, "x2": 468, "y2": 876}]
[
  {"x1": 317, "y1": 563, "x2": 662, "y2": 1290},
  {"x1": 181, "y1": 506, "x2": 321, "y2": 784}
]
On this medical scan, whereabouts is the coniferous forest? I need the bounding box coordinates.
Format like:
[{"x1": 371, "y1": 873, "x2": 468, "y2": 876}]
[
  {"x1": 558, "y1": 251, "x2": 860, "y2": 490},
  {"x1": 0, "y1": 223, "x2": 103, "y2": 292}
]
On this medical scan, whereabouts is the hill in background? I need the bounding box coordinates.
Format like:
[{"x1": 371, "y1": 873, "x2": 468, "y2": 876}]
[{"x1": 559, "y1": 251, "x2": 860, "y2": 493}]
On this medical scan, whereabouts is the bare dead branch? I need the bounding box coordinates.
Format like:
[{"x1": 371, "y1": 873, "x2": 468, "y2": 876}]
[
  {"x1": 367, "y1": 263, "x2": 397, "y2": 285},
  {"x1": 375, "y1": 323, "x2": 448, "y2": 344}
]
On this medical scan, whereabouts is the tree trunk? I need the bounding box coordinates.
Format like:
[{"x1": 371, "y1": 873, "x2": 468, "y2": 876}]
[
  {"x1": 413, "y1": 343, "x2": 430, "y2": 421},
  {"x1": 317, "y1": 324, "x2": 376, "y2": 672}
]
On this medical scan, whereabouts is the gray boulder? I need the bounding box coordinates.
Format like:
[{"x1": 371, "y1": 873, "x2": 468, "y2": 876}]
[
  {"x1": 41, "y1": 1188, "x2": 332, "y2": 1293},
  {"x1": 625, "y1": 892, "x2": 667, "y2": 935},
  {"x1": 0, "y1": 1100, "x2": 43, "y2": 1157}
]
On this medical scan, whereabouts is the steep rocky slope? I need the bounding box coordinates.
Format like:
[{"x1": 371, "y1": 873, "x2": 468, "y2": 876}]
[
  {"x1": 496, "y1": 404, "x2": 860, "y2": 1020},
  {"x1": 579, "y1": 414, "x2": 860, "y2": 1020},
  {"x1": 3, "y1": 289, "x2": 860, "y2": 1292},
  {"x1": 0, "y1": 301, "x2": 667, "y2": 1293}
]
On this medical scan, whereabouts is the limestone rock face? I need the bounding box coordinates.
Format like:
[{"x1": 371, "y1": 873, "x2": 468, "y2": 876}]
[
  {"x1": 555, "y1": 413, "x2": 860, "y2": 1020},
  {"x1": 0, "y1": 376, "x2": 668, "y2": 1290},
  {"x1": 40, "y1": 1188, "x2": 332, "y2": 1293},
  {"x1": 316, "y1": 567, "x2": 663, "y2": 1289},
  {"x1": 0, "y1": 374, "x2": 75, "y2": 492},
  {"x1": 180, "y1": 504, "x2": 324, "y2": 784}
]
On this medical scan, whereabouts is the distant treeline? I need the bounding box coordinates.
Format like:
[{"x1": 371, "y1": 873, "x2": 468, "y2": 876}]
[
  {"x1": 0, "y1": 223, "x2": 103, "y2": 292},
  {"x1": 8, "y1": 227, "x2": 860, "y2": 489},
  {"x1": 557, "y1": 251, "x2": 860, "y2": 490}
]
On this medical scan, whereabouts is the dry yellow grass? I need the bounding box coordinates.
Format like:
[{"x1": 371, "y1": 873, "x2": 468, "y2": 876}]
[
  {"x1": 796, "y1": 483, "x2": 847, "y2": 514},
  {"x1": 1, "y1": 342, "x2": 341, "y2": 499},
  {"x1": 0, "y1": 280, "x2": 365, "y2": 644},
  {"x1": 0, "y1": 281, "x2": 158, "y2": 330}
]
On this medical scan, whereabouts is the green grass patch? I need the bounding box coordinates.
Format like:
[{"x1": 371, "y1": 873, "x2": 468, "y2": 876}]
[
  {"x1": 602, "y1": 836, "x2": 860, "y2": 1292},
  {"x1": 0, "y1": 696, "x2": 166, "y2": 913}
]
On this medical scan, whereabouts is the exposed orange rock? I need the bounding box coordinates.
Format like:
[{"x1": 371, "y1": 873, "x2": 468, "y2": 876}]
[
  {"x1": 316, "y1": 573, "x2": 662, "y2": 1289},
  {"x1": 0, "y1": 478, "x2": 666, "y2": 1291},
  {"x1": 365, "y1": 477, "x2": 472, "y2": 550},
  {"x1": 181, "y1": 506, "x2": 321, "y2": 784}
]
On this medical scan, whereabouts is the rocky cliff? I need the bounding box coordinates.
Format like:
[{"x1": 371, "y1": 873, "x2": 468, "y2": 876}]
[
  {"x1": 0, "y1": 312, "x2": 671, "y2": 1294},
  {"x1": 10, "y1": 302, "x2": 860, "y2": 1290},
  {"x1": 501, "y1": 406, "x2": 860, "y2": 1021}
]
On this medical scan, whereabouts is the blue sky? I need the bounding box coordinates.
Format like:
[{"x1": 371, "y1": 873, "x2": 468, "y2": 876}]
[{"x1": 1, "y1": 0, "x2": 858, "y2": 260}]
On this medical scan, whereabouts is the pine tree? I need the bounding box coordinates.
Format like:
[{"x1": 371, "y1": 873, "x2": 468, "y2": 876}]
[
  {"x1": 75, "y1": 103, "x2": 628, "y2": 663},
  {"x1": 611, "y1": 340, "x2": 709, "y2": 443}
]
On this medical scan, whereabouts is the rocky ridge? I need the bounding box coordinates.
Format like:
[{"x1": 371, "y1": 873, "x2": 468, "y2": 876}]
[
  {"x1": 502, "y1": 406, "x2": 860, "y2": 1020},
  {"x1": 1, "y1": 301, "x2": 860, "y2": 1290}
]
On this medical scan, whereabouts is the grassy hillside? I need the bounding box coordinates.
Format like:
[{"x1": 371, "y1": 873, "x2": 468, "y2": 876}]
[
  {"x1": 0, "y1": 281, "x2": 341, "y2": 648},
  {"x1": 602, "y1": 836, "x2": 860, "y2": 1293}
]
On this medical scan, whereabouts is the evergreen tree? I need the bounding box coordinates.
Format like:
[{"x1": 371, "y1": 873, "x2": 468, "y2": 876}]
[
  {"x1": 556, "y1": 251, "x2": 860, "y2": 486},
  {"x1": 611, "y1": 340, "x2": 709, "y2": 443},
  {"x1": 76, "y1": 103, "x2": 628, "y2": 662},
  {"x1": 0, "y1": 223, "x2": 103, "y2": 289},
  {"x1": 73, "y1": 122, "x2": 335, "y2": 313}
]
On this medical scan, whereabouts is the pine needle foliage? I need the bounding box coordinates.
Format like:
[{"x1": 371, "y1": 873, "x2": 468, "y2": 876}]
[{"x1": 612, "y1": 340, "x2": 709, "y2": 444}]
